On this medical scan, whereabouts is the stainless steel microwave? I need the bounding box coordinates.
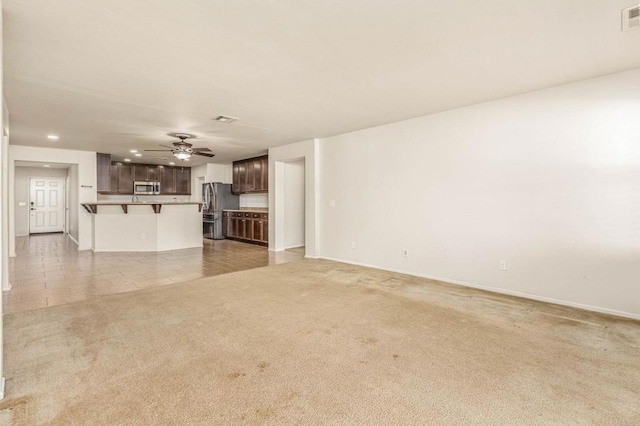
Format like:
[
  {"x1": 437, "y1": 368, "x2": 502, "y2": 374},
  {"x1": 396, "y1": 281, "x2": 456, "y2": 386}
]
[{"x1": 134, "y1": 181, "x2": 160, "y2": 195}]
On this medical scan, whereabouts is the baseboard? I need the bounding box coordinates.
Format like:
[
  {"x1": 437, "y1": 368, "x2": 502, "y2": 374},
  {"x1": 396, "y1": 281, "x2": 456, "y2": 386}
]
[
  {"x1": 2, "y1": 282, "x2": 12, "y2": 292},
  {"x1": 285, "y1": 244, "x2": 305, "y2": 250},
  {"x1": 304, "y1": 255, "x2": 320, "y2": 259},
  {"x1": 319, "y1": 256, "x2": 640, "y2": 321},
  {"x1": 68, "y1": 234, "x2": 79, "y2": 246},
  {"x1": 92, "y1": 245, "x2": 204, "y2": 253},
  {"x1": 0, "y1": 377, "x2": 5, "y2": 400}
]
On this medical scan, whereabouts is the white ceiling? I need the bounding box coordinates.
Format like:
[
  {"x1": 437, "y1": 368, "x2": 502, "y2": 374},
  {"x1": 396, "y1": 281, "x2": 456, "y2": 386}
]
[{"x1": 4, "y1": 1, "x2": 640, "y2": 165}]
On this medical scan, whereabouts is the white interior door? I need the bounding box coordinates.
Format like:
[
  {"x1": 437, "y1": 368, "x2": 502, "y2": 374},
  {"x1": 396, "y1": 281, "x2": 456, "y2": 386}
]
[{"x1": 29, "y1": 177, "x2": 65, "y2": 234}]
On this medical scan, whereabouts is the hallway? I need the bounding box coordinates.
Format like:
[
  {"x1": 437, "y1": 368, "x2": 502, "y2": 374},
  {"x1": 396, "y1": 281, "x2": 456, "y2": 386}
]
[{"x1": 4, "y1": 234, "x2": 304, "y2": 314}]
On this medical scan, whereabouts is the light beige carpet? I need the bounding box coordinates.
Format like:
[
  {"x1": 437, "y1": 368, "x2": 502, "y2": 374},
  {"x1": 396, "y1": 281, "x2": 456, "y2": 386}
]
[{"x1": 1, "y1": 259, "x2": 638, "y2": 425}]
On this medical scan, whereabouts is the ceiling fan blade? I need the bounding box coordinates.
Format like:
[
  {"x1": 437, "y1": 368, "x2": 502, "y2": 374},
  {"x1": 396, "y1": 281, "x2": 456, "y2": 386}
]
[
  {"x1": 192, "y1": 147, "x2": 212, "y2": 152},
  {"x1": 160, "y1": 144, "x2": 176, "y2": 149},
  {"x1": 194, "y1": 152, "x2": 215, "y2": 158}
]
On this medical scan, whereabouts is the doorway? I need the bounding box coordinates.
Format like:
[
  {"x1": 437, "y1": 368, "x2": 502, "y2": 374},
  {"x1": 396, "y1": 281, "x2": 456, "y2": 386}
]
[
  {"x1": 283, "y1": 159, "x2": 305, "y2": 252},
  {"x1": 29, "y1": 177, "x2": 66, "y2": 234},
  {"x1": 196, "y1": 176, "x2": 205, "y2": 202}
]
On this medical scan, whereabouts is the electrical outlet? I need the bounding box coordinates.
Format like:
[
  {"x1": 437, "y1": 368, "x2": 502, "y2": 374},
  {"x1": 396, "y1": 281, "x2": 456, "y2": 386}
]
[
  {"x1": 329, "y1": 200, "x2": 336, "y2": 208},
  {"x1": 499, "y1": 260, "x2": 507, "y2": 271},
  {"x1": 403, "y1": 249, "x2": 409, "y2": 257},
  {"x1": 351, "y1": 242, "x2": 356, "y2": 249}
]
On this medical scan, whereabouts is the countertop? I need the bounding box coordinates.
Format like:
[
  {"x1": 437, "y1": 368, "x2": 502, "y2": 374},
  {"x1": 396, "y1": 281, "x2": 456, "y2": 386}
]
[
  {"x1": 84, "y1": 202, "x2": 202, "y2": 205},
  {"x1": 223, "y1": 208, "x2": 269, "y2": 213},
  {"x1": 81, "y1": 201, "x2": 202, "y2": 214}
]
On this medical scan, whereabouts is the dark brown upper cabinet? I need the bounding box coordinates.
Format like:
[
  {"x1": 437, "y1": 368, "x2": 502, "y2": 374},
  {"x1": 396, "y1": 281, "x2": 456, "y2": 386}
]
[
  {"x1": 232, "y1": 155, "x2": 268, "y2": 194},
  {"x1": 133, "y1": 164, "x2": 160, "y2": 182},
  {"x1": 159, "y1": 166, "x2": 176, "y2": 194},
  {"x1": 175, "y1": 167, "x2": 191, "y2": 195},
  {"x1": 100, "y1": 161, "x2": 191, "y2": 195},
  {"x1": 108, "y1": 162, "x2": 134, "y2": 194},
  {"x1": 159, "y1": 166, "x2": 191, "y2": 195},
  {"x1": 97, "y1": 153, "x2": 112, "y2": 193}
]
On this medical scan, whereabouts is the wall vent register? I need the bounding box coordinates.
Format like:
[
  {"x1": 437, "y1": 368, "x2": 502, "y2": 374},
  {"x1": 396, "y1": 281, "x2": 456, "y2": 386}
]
[{"x1": 622, "y1": 4, "x2": 640, "y2": 31}]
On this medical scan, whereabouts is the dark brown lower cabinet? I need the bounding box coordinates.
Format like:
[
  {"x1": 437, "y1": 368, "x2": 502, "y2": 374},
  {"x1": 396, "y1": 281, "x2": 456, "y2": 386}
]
[
  {"x1": 253, "y1": 219, "x2": 262, "y2": 241},
  {"x1": 222, "y1": 211, "x2": 268, "y2": 245}
]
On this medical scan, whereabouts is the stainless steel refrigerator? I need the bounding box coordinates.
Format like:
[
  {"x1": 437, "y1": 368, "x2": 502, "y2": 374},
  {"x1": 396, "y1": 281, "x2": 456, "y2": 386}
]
[{"x1": 202, "y1": 183, "x2": 239, "y2": 239}]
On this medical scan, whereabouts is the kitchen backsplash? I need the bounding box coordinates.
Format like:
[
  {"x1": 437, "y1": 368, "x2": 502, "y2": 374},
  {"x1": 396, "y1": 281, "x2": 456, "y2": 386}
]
[
  {"x1": 239, "y1": 193, "x2": 268, "y2": 208},
  {"x1": 98, "y1": 194, "x2": 192, "y2": 202}
]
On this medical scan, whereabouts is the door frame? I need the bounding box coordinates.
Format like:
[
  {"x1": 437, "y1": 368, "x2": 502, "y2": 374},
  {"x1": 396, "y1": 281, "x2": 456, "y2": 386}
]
[
  {"x1": 268, "y1": 139, "x2": 319, "y2": 258},
  {"x1": 28, "y1": 176, "x2": 67, "y2": 234},
  {"x1": 282, "y1": 158, "x2": 306, "y2": 250},
  {"x1": 65, "y1": 176, "x2": 70, "y2": 236}
]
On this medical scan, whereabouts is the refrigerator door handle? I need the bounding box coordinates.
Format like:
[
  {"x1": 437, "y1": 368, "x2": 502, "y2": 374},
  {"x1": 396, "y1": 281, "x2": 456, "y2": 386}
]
[
  {"x1": 213, "y1": 184, "x2": 219, "y2": 212},
  {"x1": 202, "y1": 184, "x2": 207, "y2": 211}
]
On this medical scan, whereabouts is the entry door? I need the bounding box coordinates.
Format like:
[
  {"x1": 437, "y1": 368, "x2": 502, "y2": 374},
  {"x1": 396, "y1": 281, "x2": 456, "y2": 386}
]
[{"x1": 29, "y1": 178, "x2": 65, "y2": 234}]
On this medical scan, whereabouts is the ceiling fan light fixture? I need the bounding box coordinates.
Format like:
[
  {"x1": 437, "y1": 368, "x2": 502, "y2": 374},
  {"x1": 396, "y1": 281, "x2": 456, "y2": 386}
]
[{"x1": 174, "y1": 151, "x2": 191, "y2": 160}]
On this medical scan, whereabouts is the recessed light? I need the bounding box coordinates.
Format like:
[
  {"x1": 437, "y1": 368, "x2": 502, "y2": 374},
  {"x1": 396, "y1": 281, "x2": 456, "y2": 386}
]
[
  {"x1": 169, "y1": 162, "x2": 175, "y2": 165},
  {"x1": 212, "y1": 115, "x2": 238, "y2": 123},
  {"x1": 124, "y1": 158, "x2": 131, "y2": 162},
  {"x1": 43, "y1": 164, "x2": 51, "y2": 167},
  {"x1": 130, "y1": 149, "x2": 138, "y2": 153},
  {"x1": 47, "y1": 135, "x2": 59, "y2": 140},
  {"x1": 135, "y1": 153, "x2": 142, "y2": 157}
]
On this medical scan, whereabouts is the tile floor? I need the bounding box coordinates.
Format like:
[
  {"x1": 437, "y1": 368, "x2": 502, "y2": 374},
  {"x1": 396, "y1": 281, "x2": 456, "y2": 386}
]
[{"x1": 4, "y1": 233, "x2": 305, "y2": 314}]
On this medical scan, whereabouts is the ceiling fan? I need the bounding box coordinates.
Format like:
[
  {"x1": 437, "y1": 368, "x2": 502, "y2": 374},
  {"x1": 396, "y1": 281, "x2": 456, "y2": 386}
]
[{"x1": 144, "y1": 133, "x2": 215, "y2": 160}]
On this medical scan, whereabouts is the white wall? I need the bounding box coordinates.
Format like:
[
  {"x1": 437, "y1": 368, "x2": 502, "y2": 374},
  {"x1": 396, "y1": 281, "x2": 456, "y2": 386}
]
[
  {"x1": 284, "y1": 159, "x2": 305, "y2": 248},
  {"x1": 1, "y1": 133, "x2": 8, "y2": 293},
  {"x1": 68, "y1": 165, "x2": 79, "y2": 242},
  {"x1": 269, "y1": 139, "x2": 320, "y2": 257},
  {"x1": 0, "y1": 0, "x2": 7, "y2": 396},
  {"x1": 319, "y1": 68, "x2": 640, "y2": 319},
  {"x1": 9, "y1": 146, "x2": 97, "y2": 252},
  {"x1": 92, "y1": 204, "x2": 202, "y2": 252},
  {"x1": 191, "y1": 163, "x2": 232, "y2": 202},
  {"x1": 191, "y1": 164, "x2": 207, "y2": 203},
  {"x1": 239, "y1": 193, "x2": 269, "y2": 209},
  {"x1": 14, "y1": 167, "x2": 68, "y2": 236},
  {"x1": 206, "y1": 163, "x2": 232, "y2": 183}
]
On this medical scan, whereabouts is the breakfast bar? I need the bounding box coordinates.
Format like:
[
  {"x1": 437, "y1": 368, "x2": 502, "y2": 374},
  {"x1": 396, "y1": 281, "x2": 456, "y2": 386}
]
[{"x1": 82, "y1": 202, "x2": 203, "y2": 252}]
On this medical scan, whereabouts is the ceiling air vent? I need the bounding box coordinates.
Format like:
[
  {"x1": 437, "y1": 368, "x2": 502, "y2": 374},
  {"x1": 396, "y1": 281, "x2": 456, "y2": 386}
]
[
  {"x1": 622, "y1": 4, "x2": 640, "y2": 31},
  {"x1": 212, "y1": 115, "x2": 239, "y2": 123}
]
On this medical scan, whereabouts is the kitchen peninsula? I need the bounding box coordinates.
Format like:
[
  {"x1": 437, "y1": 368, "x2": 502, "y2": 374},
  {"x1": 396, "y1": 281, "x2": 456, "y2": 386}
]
[{"x1": 82, "y1": 201, "x2": 202, "y2": 252}]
